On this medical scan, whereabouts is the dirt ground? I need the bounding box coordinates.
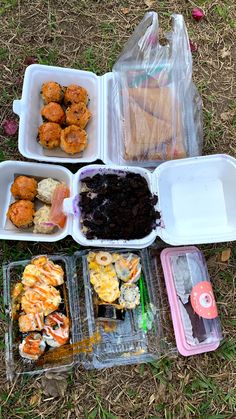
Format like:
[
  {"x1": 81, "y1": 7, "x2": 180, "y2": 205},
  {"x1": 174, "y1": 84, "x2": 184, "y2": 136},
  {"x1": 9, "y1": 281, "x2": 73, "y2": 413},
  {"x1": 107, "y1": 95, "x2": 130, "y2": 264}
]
[{"x1": 0, "y1": 1, "x2": 235, "y2": 418}]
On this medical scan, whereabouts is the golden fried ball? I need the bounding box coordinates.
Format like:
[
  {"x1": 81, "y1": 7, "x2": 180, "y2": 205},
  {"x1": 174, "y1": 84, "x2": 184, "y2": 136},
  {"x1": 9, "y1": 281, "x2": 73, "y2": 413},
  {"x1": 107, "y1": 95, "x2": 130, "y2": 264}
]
[
  {"x1": 11, "y1": 176, "x2": 37, "y2": 201},
  {"x1": 38, "y1": 122, "x2": 61, "y2": 149},
  {"x1": 60, "y1": 125, "x2": 88, "y2": 154},
  {"x1": 65, "y1": 103, "x2": 91, "y2": 129},
  {"x1": 41, "y1": 81, "x2": 64, "y2": 104},
  {"x1": 7, "y1": 200, "x2": 35, "y2": 229},
  {"x1": 64, "y1": 84, "x2": 88, "y2": 106},
  {"x1": 41, "y1": 102, "x2": 65, "y2": 124}
]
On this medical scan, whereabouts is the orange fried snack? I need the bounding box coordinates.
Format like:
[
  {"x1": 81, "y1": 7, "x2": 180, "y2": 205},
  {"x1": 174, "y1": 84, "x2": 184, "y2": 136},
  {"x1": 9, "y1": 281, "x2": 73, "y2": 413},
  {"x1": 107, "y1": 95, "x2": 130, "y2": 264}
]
[
  {"x1": 41, "y1": 81, "x2": 64, "y2": 104},
  {"x1": 11, "y1": 176, "x2": 37, "y2": 201},
  {"x1": 64, "y1": 84, "x2": 88, "y2": 106},
  {"x1": 19, "y1": 313, "x2": 44, "y2": 332},
  {"x1": 65, "y1": 103, "x2": 91, "y2": 129},
  {"x1": 7, "y1": 200, "x2": 35, "y2": 228},
  {"x1": 49, "y1": 183, "x2": 70, "y2": 228},
  {"x1": 41, "y1": 102, "x2": 65, "y2": 124},
  {"x1": 38, "y1": 122, "x2": 61, "y2": 149},
  {"x1": 60, "y1": 125, "x2": 87, "y2": 154},
  {"x1": 21, "y1": 283, "x2": 61, "y2": 316}
]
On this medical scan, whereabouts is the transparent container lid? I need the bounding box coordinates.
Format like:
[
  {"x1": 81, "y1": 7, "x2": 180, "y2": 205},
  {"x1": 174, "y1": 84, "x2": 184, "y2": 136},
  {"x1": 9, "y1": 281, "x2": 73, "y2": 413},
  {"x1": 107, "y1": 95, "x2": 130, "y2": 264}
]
[
  {"x1": 160, "y1": 246, "x2": 222, "y2": 356},
  {"x1": 3, "y1": 254, "x2": 79, "y2": 380}
]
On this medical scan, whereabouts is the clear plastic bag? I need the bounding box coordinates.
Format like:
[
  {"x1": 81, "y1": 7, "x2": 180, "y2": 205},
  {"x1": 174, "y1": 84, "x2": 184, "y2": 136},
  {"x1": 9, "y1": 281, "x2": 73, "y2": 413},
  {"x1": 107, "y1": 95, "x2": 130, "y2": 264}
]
[{"x1": 112, "y1": 12, "x2": 203, "y2": 166}]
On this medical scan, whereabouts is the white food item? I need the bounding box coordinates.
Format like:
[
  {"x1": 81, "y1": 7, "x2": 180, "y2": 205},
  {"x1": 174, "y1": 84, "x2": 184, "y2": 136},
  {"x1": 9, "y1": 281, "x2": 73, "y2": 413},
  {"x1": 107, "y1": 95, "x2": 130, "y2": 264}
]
[
  {"x1": 119, "y1": 283, "x2": 140, "y2": 309},
  {"x1": 33, "y1": 205, "x2": 55, "y2": 234},
  {"x1": 37, "y1": 178, "x2": 60, "y2": 204}
]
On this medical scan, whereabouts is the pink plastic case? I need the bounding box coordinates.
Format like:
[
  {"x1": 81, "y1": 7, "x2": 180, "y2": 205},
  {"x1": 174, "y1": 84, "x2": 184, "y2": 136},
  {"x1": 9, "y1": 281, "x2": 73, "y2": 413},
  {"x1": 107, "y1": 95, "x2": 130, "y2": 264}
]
[{"x1": 160, "y1": 246, "x2": 222, "y2": 356}]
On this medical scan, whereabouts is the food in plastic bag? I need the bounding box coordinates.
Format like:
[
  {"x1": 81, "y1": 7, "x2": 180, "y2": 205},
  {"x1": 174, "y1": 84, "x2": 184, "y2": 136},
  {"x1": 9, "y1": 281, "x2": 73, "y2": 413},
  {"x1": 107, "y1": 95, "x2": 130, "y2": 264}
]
[{"x1": 112, "y1": 12, "x2": 202, "y2": 163}]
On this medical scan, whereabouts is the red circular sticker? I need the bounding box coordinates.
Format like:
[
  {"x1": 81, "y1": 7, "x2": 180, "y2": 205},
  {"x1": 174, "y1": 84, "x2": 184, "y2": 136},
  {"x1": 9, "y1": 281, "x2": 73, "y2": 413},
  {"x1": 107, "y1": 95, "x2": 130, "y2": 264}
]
[{"x1": 190, "y1": 281, "x2": 218, "y2": 319}]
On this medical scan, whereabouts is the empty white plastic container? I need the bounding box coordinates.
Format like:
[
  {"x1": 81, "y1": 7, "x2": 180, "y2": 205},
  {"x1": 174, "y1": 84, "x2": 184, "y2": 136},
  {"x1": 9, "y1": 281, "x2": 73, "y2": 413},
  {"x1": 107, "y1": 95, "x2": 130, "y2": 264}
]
[{"x1": 1, "y1": 154, "x2": 236, "y2": 246}]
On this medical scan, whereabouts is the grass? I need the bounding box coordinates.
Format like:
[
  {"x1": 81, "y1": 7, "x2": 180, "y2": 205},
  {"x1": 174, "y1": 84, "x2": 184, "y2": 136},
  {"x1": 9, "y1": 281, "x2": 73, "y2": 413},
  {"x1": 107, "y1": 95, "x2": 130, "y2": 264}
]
[{"x1": 0, "y1": 0, "x2": 236, "y2": 418}]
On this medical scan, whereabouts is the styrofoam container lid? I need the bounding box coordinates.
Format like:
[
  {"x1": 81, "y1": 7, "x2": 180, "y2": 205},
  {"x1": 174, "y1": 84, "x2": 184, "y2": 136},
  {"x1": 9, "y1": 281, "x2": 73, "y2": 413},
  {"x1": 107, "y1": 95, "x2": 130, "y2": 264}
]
[{"x1": 1, "y1": 154, "x2": 236, "y2": 246}]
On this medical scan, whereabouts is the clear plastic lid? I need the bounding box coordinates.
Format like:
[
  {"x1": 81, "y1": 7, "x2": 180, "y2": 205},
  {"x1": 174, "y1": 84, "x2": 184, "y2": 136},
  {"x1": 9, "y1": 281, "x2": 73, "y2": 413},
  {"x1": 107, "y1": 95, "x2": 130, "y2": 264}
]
[
  {"x1": 4, "y1": 248, "x2": 175, "y2": 379},
  {"x1": 161, "y1": 247, "x2": 222, "y2": 356},
  {"x1": 3, "y1": 255, "x2": 77, "y2": 380},
  {"x1": 73, "y1": 248, "x2": 172, "y2": 369}
]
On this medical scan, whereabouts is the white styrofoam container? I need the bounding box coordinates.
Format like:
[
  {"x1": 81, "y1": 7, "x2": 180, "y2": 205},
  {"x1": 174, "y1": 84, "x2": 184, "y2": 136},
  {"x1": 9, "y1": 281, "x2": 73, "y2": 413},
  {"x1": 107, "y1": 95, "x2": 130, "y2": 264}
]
[
  {"x1": 1, "y1": 154, "x2": 236, "y2": 246},
  {"x1": 0, "y1": 161, "x2": 73, "y2": 242},
  {"x1": 13, "y1": 64, "x2": 116, "y2": 164}
]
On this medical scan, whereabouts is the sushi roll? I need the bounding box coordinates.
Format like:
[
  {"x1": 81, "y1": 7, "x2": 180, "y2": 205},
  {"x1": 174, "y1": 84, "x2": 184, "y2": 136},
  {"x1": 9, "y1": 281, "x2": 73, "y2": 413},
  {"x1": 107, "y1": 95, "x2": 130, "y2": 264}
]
[
  {"x1": 19, "y1": 332, "x2": 46, "y2": 360},
  {"x1": 19, "y1": 313, "x2": 44, "y2": 333},
  {"x1": 43, "y1": 312, "x2": 69, "y2": 347},
  {"x1": 119, "y1": 283, "x2": 140, "y2": 309},
  {"x1": 21, "y1": 283, "x2": 61, "y2": 316},
  {"x1": 115, "y1": 253, "x2": 141, "y2": 283},
  {"x1": 96, "y1": 304, "x2": 125, "y2": 322}
]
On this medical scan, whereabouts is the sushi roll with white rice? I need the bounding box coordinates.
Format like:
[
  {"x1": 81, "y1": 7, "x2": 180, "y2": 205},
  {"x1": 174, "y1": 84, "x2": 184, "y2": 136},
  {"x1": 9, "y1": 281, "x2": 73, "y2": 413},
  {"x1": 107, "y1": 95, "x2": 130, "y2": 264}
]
[{"x1": 119, "y1": 283, "x2": 140, "y2": 309}]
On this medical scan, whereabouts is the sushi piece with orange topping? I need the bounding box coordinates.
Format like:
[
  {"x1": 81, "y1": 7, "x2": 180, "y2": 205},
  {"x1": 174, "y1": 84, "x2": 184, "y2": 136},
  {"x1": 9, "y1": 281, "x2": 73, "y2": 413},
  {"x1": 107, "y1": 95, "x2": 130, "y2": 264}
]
[
  {"x1": 41, "y1": 81, "x2": 64, "y2": 104},
  {"x1": 11, "y1": 176, "x2": 37, "y2": 201},
  {"x1": 65, "y1": 103, "x2": 91, "y2": 129},
  {"x1": 21, "y1": 283, "x2": 61, "y2": 316},
  {"x1": 60, "y1": 125, "x2": 87, "y2": 154},
  {"x1": 64, "y1": 84, "x2": 88, "y2": 106},
  {"x1": 41, "y1": 102, "x2": 65, "y2": 124},
  {"x1": 43, "y1": 312, "x2": 69, "y2": 347},
  {"x1": 22, "y1": 257, "x2": 64, "y2": 288},
  {"x1": 32, "y1": 256, "x2": 64, "y2": 286},
  {"x1": 19, "y1": 313, "x2": 44, "y2": 333},
  {"x1": 19, "y1": 332, "x2": 46, "y2": 360}
]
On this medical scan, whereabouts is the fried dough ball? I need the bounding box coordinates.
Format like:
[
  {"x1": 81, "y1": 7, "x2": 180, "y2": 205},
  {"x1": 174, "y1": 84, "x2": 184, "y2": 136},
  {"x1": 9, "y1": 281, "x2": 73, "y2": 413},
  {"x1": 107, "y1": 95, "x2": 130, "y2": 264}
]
[
  {"x1": 7, "y1": 200, "x2": 35, "y2": 228},
  {"x1": 60, "y1": 125, "x2": 88, "y2": 154},
  {"x1": 41, "y1": 81, "x2": 64, "y2": 104},
  {"x1": 41, "y1": 102, "x2": 65, "y2": 124},
  {"x1": 38, "y1": 122, "x2": 61, "y2": 149},
  {"x1": 64, "y1": 84, "x2": 88, "y2": 106},
  {"x1": 11, "y1": 176, "x2": 37, "y2": 201},
  {"x1": 65, "y1": 103, "x2": 91, "y2": 128}
]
